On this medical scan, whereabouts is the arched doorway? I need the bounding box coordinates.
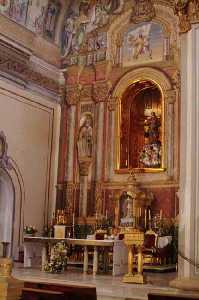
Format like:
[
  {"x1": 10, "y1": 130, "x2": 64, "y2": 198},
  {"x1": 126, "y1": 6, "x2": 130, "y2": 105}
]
[{"x1": 0, "y1": 167, "x2": 15, "y2": 257}]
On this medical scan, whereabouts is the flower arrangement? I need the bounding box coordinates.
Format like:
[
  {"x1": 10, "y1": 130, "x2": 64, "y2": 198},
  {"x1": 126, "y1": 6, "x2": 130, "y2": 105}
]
[
  {"x1": 24, "y1": 225, "x2": 37, "y2": 235},
  {"x1": 44, "y1": 242, "x2": 68, "y2": 273}
]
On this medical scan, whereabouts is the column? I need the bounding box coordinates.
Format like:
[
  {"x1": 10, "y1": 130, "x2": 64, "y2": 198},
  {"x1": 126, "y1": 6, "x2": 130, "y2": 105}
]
[
  {"x1": 83, "y1": 246, "x2": 88, "y2": 274},
  {"x1": 95, "y1": 101, "x2": 105, "y2": 180},
  {"x1": 66, "y1": 105, "x2": 76, "y2": 182},
  {"x1": 93, "y1": 246, "x2": 98, "y2": 276},
  {"x1": 171, "y1": 24, "x2": 199, "y2": 289}
]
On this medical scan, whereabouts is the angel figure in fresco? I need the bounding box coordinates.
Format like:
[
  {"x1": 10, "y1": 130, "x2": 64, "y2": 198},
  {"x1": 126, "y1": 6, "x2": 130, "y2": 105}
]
[
  {"x1": 77, "y1": 117, "x2": 93, "y2": 158},
  {"x1": 128, "y1": 24, "x2": 152, "y2": 60}
]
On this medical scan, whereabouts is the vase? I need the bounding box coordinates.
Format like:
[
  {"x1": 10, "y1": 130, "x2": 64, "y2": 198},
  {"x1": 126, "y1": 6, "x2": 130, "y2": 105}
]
[{"x1": 24, "y1": 233, "x2": 35, "y2": 237}]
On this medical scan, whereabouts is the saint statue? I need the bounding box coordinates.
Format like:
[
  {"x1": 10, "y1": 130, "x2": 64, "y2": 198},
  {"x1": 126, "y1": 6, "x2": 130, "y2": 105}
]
[
  {"x1": 144, "y1": 112, "x2": 160, "y2": 144},
  {"x1": 77, "y1": 117, "x2": 93, "y2": 158}
]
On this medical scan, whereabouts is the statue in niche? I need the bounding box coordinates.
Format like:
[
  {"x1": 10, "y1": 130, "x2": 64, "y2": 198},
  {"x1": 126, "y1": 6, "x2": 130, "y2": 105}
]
[
  {"x1": 77, "y1": 116, "x2": 93, "y2": 158},
  {"x1": 139, "y1": 112, "x2": 161, "y2": 168},
  {"x1": 144, "y1": 112, "x2": 161, "y2": 144}
]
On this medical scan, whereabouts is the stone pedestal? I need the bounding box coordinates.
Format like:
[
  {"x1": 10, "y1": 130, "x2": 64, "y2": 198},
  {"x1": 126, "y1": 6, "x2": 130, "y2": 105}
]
[
  {"x1": 78, "y1": 158, "x2": 92, "y2": 217},
  {"x1": 0, "y1": 258, "x2": 24, "y2": 300}
]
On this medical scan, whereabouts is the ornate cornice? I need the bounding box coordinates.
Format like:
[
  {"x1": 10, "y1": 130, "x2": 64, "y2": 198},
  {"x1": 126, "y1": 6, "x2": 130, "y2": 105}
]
[{"x1": 0, "y1": 40, "x2": 60, "y2": 94}]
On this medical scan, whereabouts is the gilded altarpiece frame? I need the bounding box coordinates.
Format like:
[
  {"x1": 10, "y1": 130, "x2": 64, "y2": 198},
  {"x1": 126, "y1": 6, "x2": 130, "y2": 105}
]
[{"x1": 113, "y1": 67, "x2": 174, "y2": 175}]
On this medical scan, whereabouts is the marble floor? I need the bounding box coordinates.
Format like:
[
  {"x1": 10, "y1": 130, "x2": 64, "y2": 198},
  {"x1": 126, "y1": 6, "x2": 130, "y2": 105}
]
[{"x1": 12, "y1": 266, "x2": 199, "y2": 300}]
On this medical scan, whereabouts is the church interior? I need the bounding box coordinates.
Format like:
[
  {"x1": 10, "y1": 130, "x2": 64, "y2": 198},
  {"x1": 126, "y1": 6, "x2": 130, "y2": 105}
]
[{"x1": 0, "y1": 0, "x2": 199, "y2": 300}]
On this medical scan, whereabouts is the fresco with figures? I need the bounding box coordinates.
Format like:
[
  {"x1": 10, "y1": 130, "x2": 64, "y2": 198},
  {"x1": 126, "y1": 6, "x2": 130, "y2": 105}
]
[
  {"x1": 44, "y1": 0, "x2": 60, "y2": 40},
  {"x1": 9, "y1": 0, "x2": 29, "y2": 24},
  {"x1": 0, "y1": 0, "x2": 10, "y2": 14},
  {"x1": 26, "y1": 0, "x2": 48, "y2": 33},
  {"x1": 61, "y1": 0, "x2": 124, "y2": 58},
  {"x1": 123, "y1": 22, "x2": 164, "y2": 67}
]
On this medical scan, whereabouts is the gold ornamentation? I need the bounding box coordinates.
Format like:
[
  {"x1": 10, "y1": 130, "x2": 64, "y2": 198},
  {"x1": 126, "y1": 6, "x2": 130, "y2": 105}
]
[
  {"x1": 93, "y1": 81, "x2": 111, "y2": 103},
  {"x1": 0, "y1": 258, "x2": 12, "y2": 277},
  {"x1": 131, "y1": 0, "x2": 155, "y2": 23},
  {"x1": 175, "y1": 0, "x2": 191, "y2": 33},
  {"x1": 66, "y1": 85, "x2": 82, "y2": 105},
  {"x1": 188, "y1": 0, "x2": 199, "y2": 23},
  {"x1": 122, "y1": 228, "x2": 145, "y2": 284}
]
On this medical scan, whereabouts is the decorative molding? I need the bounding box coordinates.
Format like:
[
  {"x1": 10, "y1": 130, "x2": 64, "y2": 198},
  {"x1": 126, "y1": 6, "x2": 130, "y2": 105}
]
[
  {"x1": 165, "y1": 89, "x2": 177, "y2": 103},
  {"x1": 131, "y1": 0, "x2": 156, "y2": 23}
]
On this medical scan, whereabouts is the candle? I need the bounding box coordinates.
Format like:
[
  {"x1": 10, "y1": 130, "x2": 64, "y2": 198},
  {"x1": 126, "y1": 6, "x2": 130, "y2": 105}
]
[
  {"x1": 160, "y1": 209, "x2": 162, "y2": 220},
  {"x1": 149, "y1": 209, "x2": 151, "y2": 221},
  {"x1": 144, "y1": 209, "x2": 147, "y2": 229},
  {"x1": 106, "y1": 210, "x2": 108, "y2": 220},
  {"x1": 72, "y1": 213, "x2": 75, "y2": 227}
]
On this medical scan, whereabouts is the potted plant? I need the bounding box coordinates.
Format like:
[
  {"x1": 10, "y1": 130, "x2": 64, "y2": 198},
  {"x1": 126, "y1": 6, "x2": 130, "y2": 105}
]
[{"x1": 24, "y1": 225, "x2": 37, "y2": 236}]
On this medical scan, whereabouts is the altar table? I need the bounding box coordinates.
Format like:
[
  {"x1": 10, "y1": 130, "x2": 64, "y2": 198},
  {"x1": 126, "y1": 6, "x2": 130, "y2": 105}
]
[{"x1": 23, "y1": 237, "x2": 127, "y2": 276}]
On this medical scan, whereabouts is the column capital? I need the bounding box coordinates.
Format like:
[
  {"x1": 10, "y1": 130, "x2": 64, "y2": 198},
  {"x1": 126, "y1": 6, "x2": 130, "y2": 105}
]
[
  {"x1": 66, "y1": 84, "x2": 82, "y2": 106},
  {"x1": 93, "y1": 81, "x2": 112, "y2": 103}
]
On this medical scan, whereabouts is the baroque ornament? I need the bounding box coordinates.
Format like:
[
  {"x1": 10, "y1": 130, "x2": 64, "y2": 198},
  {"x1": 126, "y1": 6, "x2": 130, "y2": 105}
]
[
  {"x1": 93, "y1": 81, "x2": 111, "y2": 103},
  {"x1": 174, "y1": 0, "x2": 191, "y2": 33},
  {"x1": 131, "y1": 0, "x2": 155, "y2": 23},
  {"x1": 66, "y1": 85, "x2": 82, "y2": 105}
]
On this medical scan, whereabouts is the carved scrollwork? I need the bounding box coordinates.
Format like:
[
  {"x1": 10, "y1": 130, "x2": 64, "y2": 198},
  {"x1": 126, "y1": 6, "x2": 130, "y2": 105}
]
[{"x1": 174, "y1": 0, "x2": 191, "y2": 33}]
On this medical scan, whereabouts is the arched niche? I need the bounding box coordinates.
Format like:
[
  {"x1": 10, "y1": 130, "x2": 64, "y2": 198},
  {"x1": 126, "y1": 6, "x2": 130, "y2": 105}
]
[
  {"x1": 0, "y1": 168, "x2": 15, "y2": 256},
  {"x1": 113, "y1": 67, "x2": 175, "y2": 176}
]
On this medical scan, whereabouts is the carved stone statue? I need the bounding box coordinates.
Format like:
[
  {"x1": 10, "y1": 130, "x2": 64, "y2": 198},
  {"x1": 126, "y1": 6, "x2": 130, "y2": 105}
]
[{"x1": 77, "y1": 117, "x2": 93, "y2": 158}]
